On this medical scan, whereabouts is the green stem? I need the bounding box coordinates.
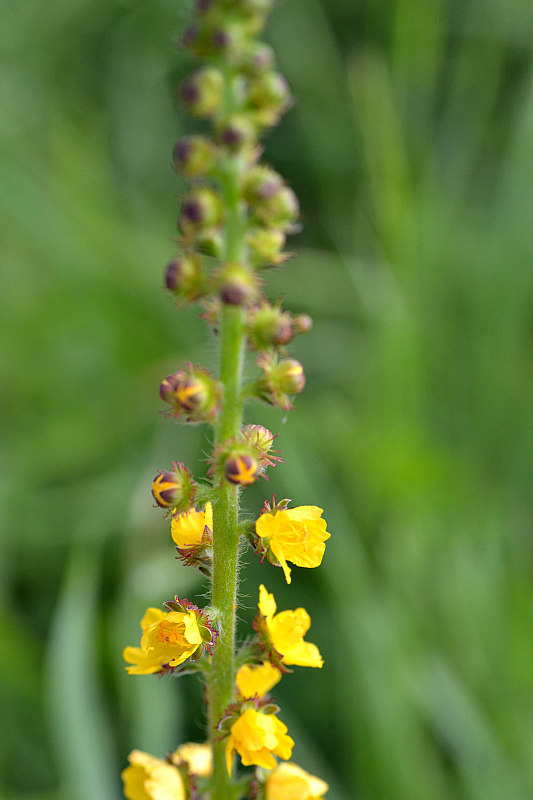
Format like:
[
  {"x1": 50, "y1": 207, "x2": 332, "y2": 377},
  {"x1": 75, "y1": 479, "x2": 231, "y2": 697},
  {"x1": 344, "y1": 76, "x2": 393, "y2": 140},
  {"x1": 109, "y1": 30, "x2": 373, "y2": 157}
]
[{"x1": 208, "y1": 103, "x2": 247, "y2": 794}]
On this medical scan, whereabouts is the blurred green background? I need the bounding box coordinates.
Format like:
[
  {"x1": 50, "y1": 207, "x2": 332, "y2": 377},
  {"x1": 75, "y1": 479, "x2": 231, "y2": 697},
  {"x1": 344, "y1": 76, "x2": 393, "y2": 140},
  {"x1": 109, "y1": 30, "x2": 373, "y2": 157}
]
[{"x1": 1, "y1": 0, "x2": 531, "y2": 798}]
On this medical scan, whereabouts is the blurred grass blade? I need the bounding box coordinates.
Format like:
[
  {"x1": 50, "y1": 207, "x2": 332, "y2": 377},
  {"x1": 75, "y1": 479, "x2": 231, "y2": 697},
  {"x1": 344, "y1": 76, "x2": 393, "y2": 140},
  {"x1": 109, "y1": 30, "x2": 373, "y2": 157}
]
[{"x1": 44, "y1": 541, "x2": 118, "y2": 800}]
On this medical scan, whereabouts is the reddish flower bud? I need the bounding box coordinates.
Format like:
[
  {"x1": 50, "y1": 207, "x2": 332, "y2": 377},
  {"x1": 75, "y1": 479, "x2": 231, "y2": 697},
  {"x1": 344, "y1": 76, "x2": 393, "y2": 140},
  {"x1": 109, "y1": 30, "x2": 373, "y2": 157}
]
[
  {"x1": 256, "y1": 186, "x2": 299, "y2": 230},
  {"x1": 293, "y1": 313, "x2": 313, "y2": 334},
  {"x1": 224, "y1": 451, "x2": 259, "y2": 486},
  {"x1": 151, "y1": 462, "x2": 196, "y2": 512},
  {"x1": 215, "y1": 262, "x2": 259, "y2": 306},
  {"x1": 249, "y1": 71, "x2": 292, "y2": 127},
  {"x1": 178, "y1": 186, "x2": 223, "y2": 238},
  {"x1": 164, "y1": 253, "x2": 204, "y2": 303},
  {"x1": 195, "y1": 228, "x2": 224, "y2": 259},
  {"x1": 242, "y1": 424, "x2": 275, "y2": 454},
  {"x1": 159, "y1": 366, "x2": 220, "y2": 423},
  {"x1": 216, "y1": 114, "x2": 256, "y2": 152},
  {"x1": 241, "y1": 424, "x2": 282, "y2": 469},
  {"x1": 210, "y1": 21, "x2": 247, "y2": 56},
  {"x1": 241, "y1": 41, "x2": 275, "y2": 74},
  {"x1": 247, "y1": 227, "x2": 287, "y2": 267},
  {"x1": 274, "y1": 358, "x2": 306, "y2": 394},
  {"x1": 247, "y1": 303, "x2": 294, "y2": 348},
  {"x1": 180, "y1": 67, "x2": 224, "y2": 118},
  {"x1": 243, "y1": 166, "x2": 284, "y2": 205},
  {"x1": 255, "y1": 354, "x2": 306, "y2": 410},
  {"x1": 172, "y1": 136, "x2": 215, "y2": 178}
]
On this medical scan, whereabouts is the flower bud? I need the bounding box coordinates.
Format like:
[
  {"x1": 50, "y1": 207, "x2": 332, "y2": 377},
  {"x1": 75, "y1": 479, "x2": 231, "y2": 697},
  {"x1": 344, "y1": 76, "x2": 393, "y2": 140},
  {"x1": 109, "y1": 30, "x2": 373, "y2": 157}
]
[
  {"x1": 224, "y1": 451, "x2": 259, "y2": 486},
  {"x1": 159, "y1": 365, "x2": 220, "y2": 422},
  {"x1": 216, "y1": 114, "x2": 256, "y2": 152},
  {"x1": 164, "y1": 253, "x2": 204, "y2": 303},
  {"x1": 249, "y1": 71, "x2": 292, "y2": 127},
  {"x1": 194, "y1": 228, "x2": 224, "y2": 259},
  {"x1": 247, "y1": 303, "x2": 294, "y2": 348},
  {"x1": 172, "y1": 136, "x2": 216, "y2": 178},
  {"x1": 241, "y1": 424, "x2": 281, "y2": 469},
  {"x1": 215, "y1": 262, "x2": 259, "y2": 306},
  {"x1": 151, "y1": 462, "x2": 196, "y2": 512},
  {"x1": 241, "y1": 41, "x2": 275, "y2": 74},
  {"x1": 247, "y1": 227, "x2": 287, "y2": 267},
  {"x1": 180, "y1": 67, "x2": 224, "y2": 118},
  {"x1": 243, "y1": 166, "x2": 284, "y2": 206},
  {"x1": 210, "y1": 21, "x2": 248, "y2": 57},
  {"x1": 255, "y1": 354, "x2": 305, "y2": 410},
  {"x1": 242, "y1": 424, "x2": 274, "y2": 453},
  {"x1": 256, "y1": 185, "x2": 299, "y2": 230},
  {"x1": 178, "y1": 186, "x2": 223, "y2": 238},
  {"x1": 293, "y1": 313, "x2": 313, "y2": 334},
  {"x1": 273, "y1": 358, "x2": 306, "y2": 394}
]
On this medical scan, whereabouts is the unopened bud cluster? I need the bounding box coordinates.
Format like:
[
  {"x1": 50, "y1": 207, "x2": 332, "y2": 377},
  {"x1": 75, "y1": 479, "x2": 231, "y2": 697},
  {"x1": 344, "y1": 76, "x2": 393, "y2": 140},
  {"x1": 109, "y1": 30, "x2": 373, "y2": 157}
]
[
  {"x1": 156, "y1": 0, "x2": 311, "y2": 483},
  {"x1": 166, "y1": 0, "x2": 308, "y2": 369}
]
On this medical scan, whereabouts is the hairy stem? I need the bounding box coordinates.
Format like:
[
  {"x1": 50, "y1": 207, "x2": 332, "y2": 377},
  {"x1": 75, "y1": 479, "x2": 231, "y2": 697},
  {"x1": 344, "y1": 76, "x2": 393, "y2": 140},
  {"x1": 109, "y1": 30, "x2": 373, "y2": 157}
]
[{"x1": 208, "y1": 69, "x2": 247, "y2": 795}]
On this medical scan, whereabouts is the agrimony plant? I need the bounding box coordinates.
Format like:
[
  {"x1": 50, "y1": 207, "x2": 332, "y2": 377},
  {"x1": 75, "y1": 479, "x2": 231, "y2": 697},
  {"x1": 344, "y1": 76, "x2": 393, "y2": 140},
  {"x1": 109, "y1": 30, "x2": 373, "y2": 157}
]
[{"x1": 121, "y1": 2, "x2": 330, "y2": 799}]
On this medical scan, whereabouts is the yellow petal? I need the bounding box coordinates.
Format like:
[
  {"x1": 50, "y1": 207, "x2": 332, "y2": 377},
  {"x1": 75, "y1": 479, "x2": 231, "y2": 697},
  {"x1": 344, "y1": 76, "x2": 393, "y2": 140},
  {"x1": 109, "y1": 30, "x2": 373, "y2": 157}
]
[
  {"x1": 171, "y1": 742, "x2": 212, "y2": 777},
  {"x1": 122, "y1": 647, "x2": 162, "y2": 675},
  {"x1": 225, "y1": 736, "x2": 235, "y2": 776},
  {"x1": 284, "y1": 505, "x2": 324, "y2": 520},
  {"x1": 266, "y1": 762, "x2": 329, "y2": 800},
  {"x1": 255, "y1": 512, "x2": 276, "y2": 538},
  {"x1": 171, "y1": 508, "x2": 205, "y2": 548},
  {"x1": 268, "y1": 540, "x2": 292, "y2": 584},
  {"x1": 122, "y1": 750, "x2": 185, "y2": 800},
  {"x1": 181, "y1": 611, "x2": 203, "y2": 645},
  {"x1": 236, "y1": 662, "x2": 282, "y2": 698},
  {"x1": 286, "y1": 543, "x2": 327, "y2": 569},
  {"x1": 240, "y1": 746, "x2": 277, "y2": 770},
  {"x1": 140, "y1": 607, "x2": 167, "y2": 630},
  {"x1": 258, "y1": 584, "x2": 277, "y2": 619},
  {"x1": 282, "y1": 640, "x2": 323, "y2": 669},
  {"x1": 204, "y1": 501, "x2": 213, "y2": 530}
]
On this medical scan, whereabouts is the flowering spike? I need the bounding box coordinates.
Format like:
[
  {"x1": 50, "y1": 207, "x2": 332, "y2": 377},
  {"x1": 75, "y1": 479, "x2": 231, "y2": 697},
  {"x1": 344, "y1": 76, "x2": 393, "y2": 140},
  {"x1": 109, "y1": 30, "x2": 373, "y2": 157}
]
[{"x1": 121, "y1": 1, "x2": 331, "y2": 795}]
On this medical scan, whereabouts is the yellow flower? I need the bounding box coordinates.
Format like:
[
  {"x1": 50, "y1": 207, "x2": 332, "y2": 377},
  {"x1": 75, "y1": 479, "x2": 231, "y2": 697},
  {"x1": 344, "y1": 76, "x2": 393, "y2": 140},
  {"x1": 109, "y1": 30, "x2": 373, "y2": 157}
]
[
  {"x1": 123, "y1": 605, "x2": 206, "y2": 675},
  {"x1": 171, "y1": 502, "x2": 213, "y2": 548},
  {"x1": 266, "y1": 762, "x2": 329, "y2": 800},
  {"x1": 171, "y1": 742, "x2": 212, "y2": 777},
  {"x1": 225, "y1": 708, "x2": 294, "y2": 774},
  {"x1": 255, "y1": 505, "x2": 330, "y2": 584},
  {"x1": 121, "y1": 750, "x2": 185, "y2": 800},
  {"x1": 258, "y1": 585, "x2": 323, "y2": 669},
  {"x1": 236, "y1": 661, "x2": 282, "y2": 698}
]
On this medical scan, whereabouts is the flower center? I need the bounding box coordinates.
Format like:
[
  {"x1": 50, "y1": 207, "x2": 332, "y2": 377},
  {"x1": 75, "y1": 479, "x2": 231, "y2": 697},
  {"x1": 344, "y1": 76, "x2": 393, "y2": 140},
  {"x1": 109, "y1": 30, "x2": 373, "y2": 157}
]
[{"x1": 155, "y1": 621, "x2": 181, "y2": 645}]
